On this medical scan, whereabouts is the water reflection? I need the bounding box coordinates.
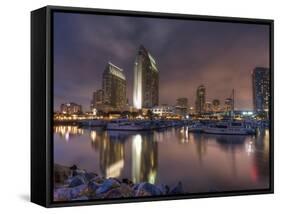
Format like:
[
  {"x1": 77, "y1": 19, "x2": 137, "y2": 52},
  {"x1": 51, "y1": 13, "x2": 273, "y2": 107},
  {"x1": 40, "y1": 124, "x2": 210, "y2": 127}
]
[
  {"x1": 252, "y1": 129, "x2": 270, "y2": 183},
  {"x1": 177, "y1": 127, "x2": 189, "y2": 144},
  {"x1": 192, "y1": 133, "x2": 207, "y2": 164},
  {"x1": 54, "y1": 126, "x2": 84, "y2": 141},
  {"x1": 132, "y1": 134, "x2": 158, "y2": 184},
  {"x1": 90, "y1": 130, "x2": 125, "y2": 178},
  {"x1": 54, "y1": 125, "x2": 270, "y2": 192}
]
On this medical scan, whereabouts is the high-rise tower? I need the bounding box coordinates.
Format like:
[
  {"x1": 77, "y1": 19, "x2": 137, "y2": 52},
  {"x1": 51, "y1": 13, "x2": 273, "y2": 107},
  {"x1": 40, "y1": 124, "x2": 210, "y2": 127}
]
[
  {"x1": 195, "y1": 85, "x2": 206, "y2": 114},
  {"x1": 252, "y1": 67, "x2": 270, "y2": 112},
  {"x1": 133, "y1": 45, "x2": 159, "y2": 109},
  {"x1": 102, "y1": 62, "x2": 126, "y2": 110}
]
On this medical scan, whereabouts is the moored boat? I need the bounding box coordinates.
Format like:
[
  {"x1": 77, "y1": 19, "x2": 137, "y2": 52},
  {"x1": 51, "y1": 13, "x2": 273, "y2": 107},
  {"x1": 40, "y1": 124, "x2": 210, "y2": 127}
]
[
  {"x1": 188, "y1": 121, "x2": 204, "y2": 132},
  {"x1": 78, "y1": 119, "x2": 107, "y2": 127},
  {"x1": 203, "y1": 121, "x2": 256, "y2": 135},
  {"x1": 107, "y1": 119, "x2": 149, "y2": 131}
]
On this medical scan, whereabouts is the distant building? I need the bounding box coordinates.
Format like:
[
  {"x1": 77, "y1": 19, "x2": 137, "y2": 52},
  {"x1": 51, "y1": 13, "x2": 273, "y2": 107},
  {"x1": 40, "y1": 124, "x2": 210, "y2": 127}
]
[
  {"x1": 151, "y1": 105, "x2": 174, "y2": 116},
  {"x1": 195, "y1": 85, "x2": 206, "y2": 114},
  {"x1": 60, "y1": 102, "x2": 82, "y2": 114},
  {"x1": 224, "y1": 98, "x2": 233, "y2": 112},
  {"x1": 133, "y1": 45, "x2": 159, "y2": 109},
  {"x1": 91, "y1": 89, "x2": 103, "y2": 110},
  {"x1": 204, "y1": 101, "x2": 212, "y2": 113},
  {"x1": 189, "y1": 106, "x2": 196, "y2": 114},
  {"x1": 252, "y1": 67, "x2": 270, "y2": 112},
  {"x1": 212, "y1": 99, "x2": 220, "y2": 112},
  {"x1": 176, "y1": 98, "x2": 188, "y2": 108},
  {"x1": 175, "y1": 98, "x2": 188, "y2": 116},
  {"x1": 102, "y1": 62, "x2": 127, "y2": 111}
]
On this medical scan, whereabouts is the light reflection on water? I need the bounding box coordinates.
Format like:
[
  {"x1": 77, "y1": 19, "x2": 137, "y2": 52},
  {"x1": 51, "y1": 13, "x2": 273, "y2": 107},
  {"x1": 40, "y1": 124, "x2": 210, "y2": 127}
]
[{"x1": 54, "y1": 126, "x2": 270, "y2": 193}]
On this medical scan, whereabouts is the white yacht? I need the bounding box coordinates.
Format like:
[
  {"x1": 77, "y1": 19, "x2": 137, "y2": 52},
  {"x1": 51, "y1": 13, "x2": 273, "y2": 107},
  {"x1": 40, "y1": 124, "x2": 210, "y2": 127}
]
[
  {"x1": 107, "y1": 119, "x2": 148, "y2": 131},
  {"x1": 203, "y1": 121, "x2": 256, "y2": 135},
  {"x1": 79, "y1": 119, "x2": 106, "y2": 127},
  {"x1": 188, "y1": 121, "x2": 204, "y2": 132}
]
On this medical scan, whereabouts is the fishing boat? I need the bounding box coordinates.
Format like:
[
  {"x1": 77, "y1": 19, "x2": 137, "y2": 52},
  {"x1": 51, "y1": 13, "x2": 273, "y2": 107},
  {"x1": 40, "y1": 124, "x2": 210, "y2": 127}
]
[{"x1": 203, "y1": 121, "x2": 256, "y2": 135}]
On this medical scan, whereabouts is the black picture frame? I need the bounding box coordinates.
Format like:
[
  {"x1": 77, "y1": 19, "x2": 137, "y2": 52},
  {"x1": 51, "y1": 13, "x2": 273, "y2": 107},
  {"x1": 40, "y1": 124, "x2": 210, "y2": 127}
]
[{"x1": 31, "y1": 5, "x2": 274, "y2": 208}]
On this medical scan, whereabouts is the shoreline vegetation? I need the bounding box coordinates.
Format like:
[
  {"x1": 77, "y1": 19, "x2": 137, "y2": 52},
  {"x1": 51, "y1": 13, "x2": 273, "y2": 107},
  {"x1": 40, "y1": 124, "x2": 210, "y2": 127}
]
[{"x1": 54, "y1": 164, "x2": 184, "y2": 201}]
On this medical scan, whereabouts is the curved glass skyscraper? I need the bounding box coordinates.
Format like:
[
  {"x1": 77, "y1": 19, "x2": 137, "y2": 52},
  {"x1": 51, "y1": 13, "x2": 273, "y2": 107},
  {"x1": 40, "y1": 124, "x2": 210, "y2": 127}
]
[{"x1": 133, "y1": 45, "x2": 159, "y2": 109}]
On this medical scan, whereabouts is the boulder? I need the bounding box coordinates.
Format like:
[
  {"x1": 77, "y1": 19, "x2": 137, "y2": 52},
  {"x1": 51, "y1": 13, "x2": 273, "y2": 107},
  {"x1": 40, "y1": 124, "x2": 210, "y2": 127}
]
[
  {"x1": 103, "y1": 184, "x2": 134, "y2": 199},
  {"x1": 118, "y1": 183, "x2": 134, "y2": 197},
  {"x1": 84, "y1": 172, "x2": 97, "y2": 181},
  {"x1": 103, "y1": 188, "x2": 123, "y2": 199},
  {"x1": 170, "y1": 181, "x2": 183, "y2": 195},
  {"x1": 122, "y1": 178, "x2": 134, "y2": 186},
  {"x1": 135, "y1": 182, "x2": 162, "y2": 197},
  {"x1": 69, "y1": 175, "x2": 87, "y2": 187},
  {"x1": 53, "y1": 164, "x2": 71, "y2": 186},
  {"x1": 76, "y1": 169, "x2": 87, "y2": 175},
  {"x1": 157, "y1": 184, "x2": 170, "y2": 194},
  {"x1": 95, "y1": 178, "x2": 120, "y2": 195},
  {"x1": 90, "y1": 175, "x2": 104, "y2": 184},
  {"x1": 53, "y1": 184, "x2": 88, "y2": 201},
  {"x1": 69, "y1": 165, "x2": 78, "y2": 170},
  {"x1": 88, "y1": 181, "x2": 101, "y2": 193}
]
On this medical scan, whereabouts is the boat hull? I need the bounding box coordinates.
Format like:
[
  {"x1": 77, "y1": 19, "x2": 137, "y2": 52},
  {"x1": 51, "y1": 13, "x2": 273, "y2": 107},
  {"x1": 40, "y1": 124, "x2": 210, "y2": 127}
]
[
  {"x1": 203, "y1": 128, "x2": 255, "y2": 135},
  {"x1": 107, "y1": 125, "x2": 149, "y2": 131}
]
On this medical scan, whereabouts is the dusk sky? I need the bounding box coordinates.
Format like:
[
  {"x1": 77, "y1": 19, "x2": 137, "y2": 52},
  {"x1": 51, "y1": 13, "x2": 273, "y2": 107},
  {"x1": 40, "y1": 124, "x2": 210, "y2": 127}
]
[{"x1": 53, "y1": 12, "x2": 270, "y2": 111}]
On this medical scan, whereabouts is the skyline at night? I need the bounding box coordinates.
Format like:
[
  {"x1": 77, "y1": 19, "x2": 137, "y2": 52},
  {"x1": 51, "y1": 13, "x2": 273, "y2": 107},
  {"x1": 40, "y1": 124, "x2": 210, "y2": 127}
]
[{"x1": 53, "y1": 12, "x2": 270, "y2": 111}]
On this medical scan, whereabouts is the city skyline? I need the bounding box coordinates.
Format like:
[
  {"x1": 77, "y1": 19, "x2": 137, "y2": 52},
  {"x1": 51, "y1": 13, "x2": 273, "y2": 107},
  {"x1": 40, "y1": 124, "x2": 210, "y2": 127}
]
[{"x1": 54, "y1": 12, "x2": 270, "y2": 111}]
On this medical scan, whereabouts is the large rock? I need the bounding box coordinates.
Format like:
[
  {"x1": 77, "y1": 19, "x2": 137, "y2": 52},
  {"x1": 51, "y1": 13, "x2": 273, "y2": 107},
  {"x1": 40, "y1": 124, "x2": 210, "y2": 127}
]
[
  {"x1": 103, "y1": 183, "x2": 134, "y2": 199},
  {"x1": 103, "y1": 188, "x2": 123, "y2": 199},
  {"x1": 84, "y1": 172, "x2": 98, "y2": 181},
  {"x1": 68, "y1": 175, "x2": 88, "y2": 187},
  {"x1": 88, "y1": 181, "x2": 101, "y2": 193},
  {"x1": 118, "y1": 183, "x2": 134, "y2": 197},
  {"x1": 95, "y1": 178, "x2": 120, "y2": 195},
  {"x1": 53, "y1": 184, "x2": 88, "y2": 201},
  {"x1": 122, "y1": 178, "x2": 134, "y2": 187},
  {"x1": 90, "y1": 175, "x2": 104, "y2": 184},
  {"x1": 53, "y1": 164, "x2": 71, "y2": 187},
  {"x1": 73, "y1": 169, "x2": 87, "y2": 176},
  {"x1": 157, "y1": 184, "x2": 170, "y2": 194},
  {"x1": 169, "y1": 181, "x2": 183, "y2": 195},
  {"x1": 135, "y1": 182, "x2": 163, "y2": 197}
]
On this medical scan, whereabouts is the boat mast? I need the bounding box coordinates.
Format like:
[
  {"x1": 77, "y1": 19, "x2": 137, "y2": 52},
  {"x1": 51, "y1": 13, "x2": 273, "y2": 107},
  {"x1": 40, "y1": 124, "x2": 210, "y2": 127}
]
[
  {"x1": 230, "y1": 89, "x2": 235, "y2": 118},
  {"x1": 232, "y1": 89, "x2": 235, "y2": 112}
]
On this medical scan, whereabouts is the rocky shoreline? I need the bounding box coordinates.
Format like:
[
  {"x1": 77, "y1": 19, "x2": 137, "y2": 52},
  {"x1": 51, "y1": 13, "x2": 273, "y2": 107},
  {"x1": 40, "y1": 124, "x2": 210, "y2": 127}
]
[{"x1": 54, "y1": 164, "x2": 184, "y2": 201}]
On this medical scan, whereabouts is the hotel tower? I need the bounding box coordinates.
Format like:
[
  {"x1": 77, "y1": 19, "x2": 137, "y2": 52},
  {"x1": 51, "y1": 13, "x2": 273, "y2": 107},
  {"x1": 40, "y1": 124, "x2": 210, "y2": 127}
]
[
  {"x1": 133, "y1": 45, "x2": 159, "y2": 109},
  {"x1": 102, "y1": 62, "x2": 127, "y2": 110}
]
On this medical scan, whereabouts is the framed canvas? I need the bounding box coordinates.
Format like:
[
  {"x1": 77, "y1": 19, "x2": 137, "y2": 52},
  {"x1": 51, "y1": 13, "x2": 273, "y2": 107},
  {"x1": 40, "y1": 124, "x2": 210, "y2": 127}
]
[{"x1": 31, "y1": 5, "x2": 274, "y2": 207}]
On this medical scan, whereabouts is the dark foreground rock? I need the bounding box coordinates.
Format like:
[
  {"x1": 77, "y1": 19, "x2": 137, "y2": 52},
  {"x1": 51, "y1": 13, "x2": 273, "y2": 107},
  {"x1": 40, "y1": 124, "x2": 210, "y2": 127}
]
[{"x1": 53, "y1": 164, "x2": 184, "y2": 201}]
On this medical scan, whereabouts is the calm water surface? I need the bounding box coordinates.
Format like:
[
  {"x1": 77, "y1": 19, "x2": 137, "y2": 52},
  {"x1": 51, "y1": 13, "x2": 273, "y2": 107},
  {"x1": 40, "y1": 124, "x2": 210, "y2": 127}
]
[{"x1": 54, "y1": 126, "x2": 270, "y2": 193}]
